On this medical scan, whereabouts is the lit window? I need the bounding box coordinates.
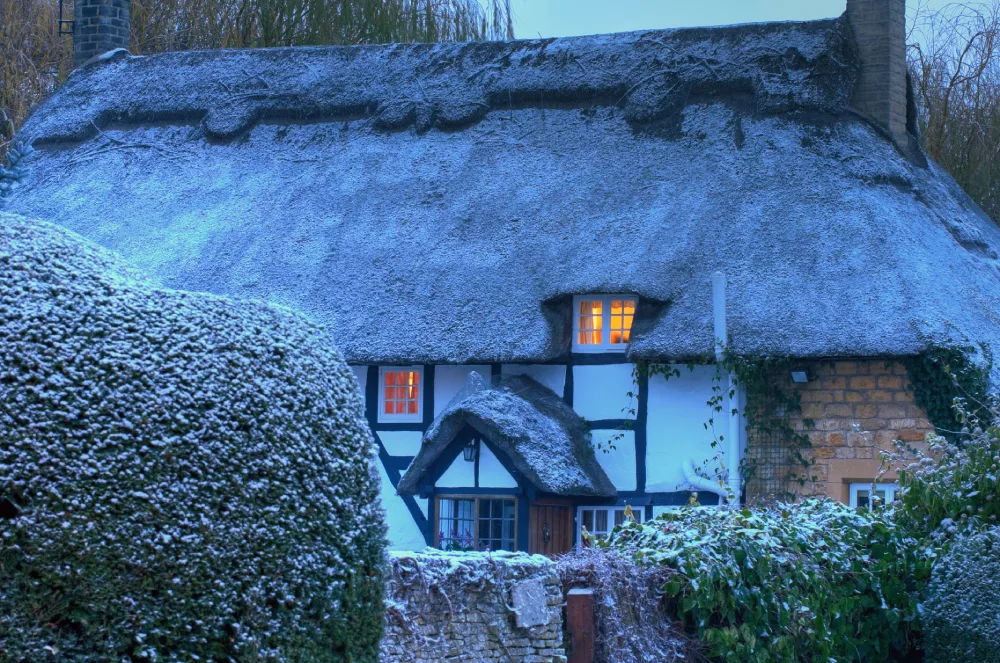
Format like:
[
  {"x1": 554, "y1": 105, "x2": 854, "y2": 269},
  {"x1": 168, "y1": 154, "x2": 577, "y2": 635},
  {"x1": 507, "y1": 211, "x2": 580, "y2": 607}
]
[
  {"x1": 577, "y1": 506, "x2": 642, "y2": 548},
  {"x1": 573, "y1": 295, "x2": 636, "y2": 352},
  {"x1": 378, "y1": 366, "x2": 423, "y2": 423},
  {"x1": 849, "y1": 483, "x2": 897, "y2": 508},
  {"x1": 437, "y1": 496, "x2": 516, "y2": 552}
]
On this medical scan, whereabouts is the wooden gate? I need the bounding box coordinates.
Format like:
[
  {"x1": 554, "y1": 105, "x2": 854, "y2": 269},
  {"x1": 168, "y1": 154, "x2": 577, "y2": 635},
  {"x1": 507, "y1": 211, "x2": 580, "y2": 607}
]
[{"x1": 528, "y1": 500, "x2": 573, "y2": 557}]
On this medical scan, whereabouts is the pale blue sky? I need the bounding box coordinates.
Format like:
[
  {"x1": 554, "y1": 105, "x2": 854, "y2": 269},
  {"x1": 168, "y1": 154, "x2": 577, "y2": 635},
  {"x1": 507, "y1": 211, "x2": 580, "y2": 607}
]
[{"x1": 510, "y1": 0, "x2": 952, "y2": 38}]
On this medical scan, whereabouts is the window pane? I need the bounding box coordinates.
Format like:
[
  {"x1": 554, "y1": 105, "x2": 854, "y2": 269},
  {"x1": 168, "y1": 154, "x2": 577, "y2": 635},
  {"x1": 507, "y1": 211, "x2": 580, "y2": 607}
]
[
  {"x1": 610, "y1": 330, "x2": 622, "y2": 344},
  {"x1": 409, "y1": 371, "x2": 419, "y2": 386},
  {"x1": 407, "y1": 401, "x2": 418, "y2": 414},
  {"x1": 395, "y1": 401, "x2": 405, "y2": 414},
  {"x1": 624, "y1": 300, "x2": 635, "y2": 314},
  {"x1": 582, "y1": 510, "x2": 593, "y2": 531},
  {"x1": 595, "y1": 510, "x2": 608, "y2": 534},
  {"x1": 439, "y1": 499, "x2": 475, "y2": 551},
  {"x1": 614, "y1": 510, "x2": 625, "y2": 527},
  {"x1": 612, "y1": 300, "x2": 623, "y2": 314},
  {"x1": 385, "y1": 372, "x2": 396, "y2": 385},
  {"x1": 383, "y1": 402, "x2": 393, "y2": 415}
]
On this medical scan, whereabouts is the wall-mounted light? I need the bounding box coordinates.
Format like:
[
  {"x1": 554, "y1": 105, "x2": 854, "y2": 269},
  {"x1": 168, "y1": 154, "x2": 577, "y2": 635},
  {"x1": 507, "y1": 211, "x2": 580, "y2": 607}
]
[
  {"x1": 790, "y1": 370, "x2": 810, "y2": 384},
  {"x1": 463, "y1": 441, "x2": 477, "y2": 462}
]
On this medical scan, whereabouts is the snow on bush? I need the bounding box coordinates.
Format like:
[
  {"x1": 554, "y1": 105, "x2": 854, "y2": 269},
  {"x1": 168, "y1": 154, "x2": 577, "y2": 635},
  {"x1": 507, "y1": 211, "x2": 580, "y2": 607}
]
[
  {"x1": 922, "y1": 527, "x2": 1000, "y2": 663},
  {"x1": 557, "y1": 546, "x2": 691, "y2": 663},
  {"x1": 0, "y1": 214, "x2": 386, "y2": 662},
  {"x1": 599, "y1": 500, "x2": 919, "y2": 663}
]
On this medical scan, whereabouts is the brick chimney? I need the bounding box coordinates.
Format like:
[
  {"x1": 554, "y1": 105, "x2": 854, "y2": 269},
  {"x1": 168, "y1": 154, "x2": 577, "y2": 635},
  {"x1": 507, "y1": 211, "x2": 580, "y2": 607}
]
[
  {"x1": 73, "y1": 0, "x2": 131, "y2": 68},
  {"x1": 846, "y1": 0, "x2": 909, "y2": 145}
]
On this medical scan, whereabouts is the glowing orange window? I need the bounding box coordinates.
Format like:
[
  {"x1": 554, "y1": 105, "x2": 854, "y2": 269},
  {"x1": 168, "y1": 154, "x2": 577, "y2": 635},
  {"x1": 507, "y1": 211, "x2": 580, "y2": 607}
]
[
  {"x1": 609, "y1": 299, "x2": 635, "y2": 345},
  {"x1": 573, "y1": 295, "x2": 636, "y2": 352},
  {"x1": 577, "y1": 299, "x2": 603, "y2": 346},
  {"x1": 380, "y1": 367, "x2": 423, "y2": 421}
]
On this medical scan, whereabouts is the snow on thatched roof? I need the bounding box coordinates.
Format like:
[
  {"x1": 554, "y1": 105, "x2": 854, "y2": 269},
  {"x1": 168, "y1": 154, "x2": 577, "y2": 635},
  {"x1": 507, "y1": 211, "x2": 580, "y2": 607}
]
[
  {"x1": 5, "y1": 15, "x2": 1000, "y2": 366},
  {"x1": 397, "y1": 374, "x2": 616, "y2": 497}
]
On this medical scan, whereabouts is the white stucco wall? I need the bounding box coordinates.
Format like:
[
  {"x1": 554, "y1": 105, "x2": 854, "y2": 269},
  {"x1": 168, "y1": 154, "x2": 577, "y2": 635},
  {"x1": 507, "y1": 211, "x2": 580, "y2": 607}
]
[
  {"x1": 500, "y1": 364, "x2": 566, "y2": 397},
  {"x1": 378, "y1": 430, "x2": 423, "y2": 457},
  {"x1": 434, "y1": 365, "x2": 492, "y2": 416},
  {"x1": 590, "y1": 429, "x2": 636, "y2": 491},
  {"x1": 378, "y1": 463, "x2": 428, "y2": 551},
  {"x1": 478, "y1": 444, "x2": 517, "y2": 488},
  {"x1": 572, "y1": 363, "x2": 634, "y2": 421},
  {"x1": 437, "y1": 453, "x2": 476, "y2": 487},
  {"x1": 352, "y1": 365, "x2": 368, "y2": 408},
  {"x1": 645, "y1": 365, "x2": 724, "y2": 494}
]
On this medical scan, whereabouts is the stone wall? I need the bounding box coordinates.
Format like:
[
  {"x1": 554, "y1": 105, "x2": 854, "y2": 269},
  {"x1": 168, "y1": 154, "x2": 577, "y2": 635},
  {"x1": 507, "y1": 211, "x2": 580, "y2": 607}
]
[
  {"x1": 746, "y1": 359, "x2": 934, "y2": 502},
  {"x1": 381, "y1": 550, "x2": 566, "y2": 663}
]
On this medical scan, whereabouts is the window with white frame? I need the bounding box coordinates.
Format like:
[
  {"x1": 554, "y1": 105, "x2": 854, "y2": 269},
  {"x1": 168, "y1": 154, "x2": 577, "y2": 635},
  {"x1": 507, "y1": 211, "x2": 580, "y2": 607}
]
[
  {"x1": 436, "y1": 496, "x2": 517, "y2": 552},
  {"x1": 378, "y1": 366, "x2": 423, "y2": 423},
  {"x1": 849, "y1": 483, "x2": 897, "y2": 508},
  {"x1": 577, "y1": 505, "x2": 642, "y2": 548},
  {"x1": 572, "y1": 295, "x2": 637, "y2": 352}
]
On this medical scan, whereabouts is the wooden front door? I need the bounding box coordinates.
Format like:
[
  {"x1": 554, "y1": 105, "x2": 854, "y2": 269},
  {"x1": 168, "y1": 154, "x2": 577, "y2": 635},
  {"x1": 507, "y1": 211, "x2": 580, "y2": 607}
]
[{"x1": 529, "y1": 500, "x2": 573, "y2": 557}]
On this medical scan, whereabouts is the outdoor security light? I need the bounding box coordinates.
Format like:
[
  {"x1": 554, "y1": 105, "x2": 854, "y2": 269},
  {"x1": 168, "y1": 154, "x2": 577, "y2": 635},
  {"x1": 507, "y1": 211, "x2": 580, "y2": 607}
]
[
  {"x1": 790, "y1": 370, "x2": 810, "y2": 384},
  {"x1": 463, "y1": 441, "x2": 477, "y2": 462}
]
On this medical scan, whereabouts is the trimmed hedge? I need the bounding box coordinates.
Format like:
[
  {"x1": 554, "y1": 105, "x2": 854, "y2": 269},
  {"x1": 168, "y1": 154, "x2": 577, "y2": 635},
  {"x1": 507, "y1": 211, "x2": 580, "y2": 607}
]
[
  {"x1": 602, "y1": 500, "x2": 919, "y2": 663},
  {"x1": 0, "y1": 214, "x2": 387, "y2": 662},
  {"x1": 922, "y1": 527, "x2": 1000, "y2": 663}
]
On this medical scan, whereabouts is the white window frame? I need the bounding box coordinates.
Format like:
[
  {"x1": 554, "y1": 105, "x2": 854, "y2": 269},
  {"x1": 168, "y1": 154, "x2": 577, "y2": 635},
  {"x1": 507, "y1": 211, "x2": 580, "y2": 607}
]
[
  {"x1": 576, "y1": 505, "x2": 643, "y2": 549},
  {"x1": 572, "y1": 294, "x2": 637, "y2": 353},
  {"x1": 377, "y1": 366, "x2": 424, "y2": 423},
  {"x1": 849, "y1": 483, "x2": 897, "y2": 508}
]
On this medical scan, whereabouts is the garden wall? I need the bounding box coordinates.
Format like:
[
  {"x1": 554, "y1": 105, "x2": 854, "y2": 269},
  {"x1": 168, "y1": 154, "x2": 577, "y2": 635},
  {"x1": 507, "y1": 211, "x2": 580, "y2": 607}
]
[{"x1": 381, "y1": 550, "x2": 567, "y2": 663}]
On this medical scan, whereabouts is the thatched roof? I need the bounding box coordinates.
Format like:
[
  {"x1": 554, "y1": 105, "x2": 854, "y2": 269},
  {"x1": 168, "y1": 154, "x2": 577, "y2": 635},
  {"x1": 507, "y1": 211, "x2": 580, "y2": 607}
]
[
  {"x1": 397, "y1": 374, "x2": 616, "y2": 497},
  {"x1": 5, "y1": 14, "x2": 1000, "y2": 367}
]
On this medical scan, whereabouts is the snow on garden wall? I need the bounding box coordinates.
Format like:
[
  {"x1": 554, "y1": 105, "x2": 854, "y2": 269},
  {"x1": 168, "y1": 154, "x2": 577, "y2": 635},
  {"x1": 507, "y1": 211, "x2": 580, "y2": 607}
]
[
  {"x1": 0, "y1": 213, "x2": 387, "y2": 662},
  {"x1": 381, "y1": 550, "x2": 565, "y2": 663}
]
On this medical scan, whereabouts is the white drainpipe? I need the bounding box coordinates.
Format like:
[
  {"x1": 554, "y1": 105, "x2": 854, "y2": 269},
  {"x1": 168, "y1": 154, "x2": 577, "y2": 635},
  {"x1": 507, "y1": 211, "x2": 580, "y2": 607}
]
[{"x1": 712, "y1": 272, "x2": 742, "y2": 506}]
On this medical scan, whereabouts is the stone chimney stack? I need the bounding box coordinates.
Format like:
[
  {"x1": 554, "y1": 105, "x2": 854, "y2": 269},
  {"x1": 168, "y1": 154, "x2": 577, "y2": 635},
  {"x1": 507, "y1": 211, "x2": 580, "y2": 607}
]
[
  {"x1": 73, "y1": 0, "x2": 131, "y2": 68},
  {"x1": 846, "y1": 0, "x2": 909, "y2": 145}
]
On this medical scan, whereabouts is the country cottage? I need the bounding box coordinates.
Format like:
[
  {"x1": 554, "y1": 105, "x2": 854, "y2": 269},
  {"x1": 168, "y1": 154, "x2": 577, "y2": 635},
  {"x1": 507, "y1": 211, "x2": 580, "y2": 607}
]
[{"x1": 3, "y1": 0, "x2": 1000, "y2": 554}]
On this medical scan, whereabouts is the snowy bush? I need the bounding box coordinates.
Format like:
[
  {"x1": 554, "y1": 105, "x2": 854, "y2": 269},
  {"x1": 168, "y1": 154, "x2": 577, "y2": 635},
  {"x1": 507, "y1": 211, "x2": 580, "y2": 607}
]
[
  {"x1": 600, "y1": 500, "x2": 919, "y2": 663},
  {"x1": 557, "y1": 546, "x2": 692, "y2": 663},
  {"x1": 0, "y1": 214, "x2": 387, "y2": 662},
  {"x1": 922, "y1": 527, "x2": 1000, "y2": 663},
  {"x1": 894, "y1": 397, "x2": 1000, "y2": 542}
]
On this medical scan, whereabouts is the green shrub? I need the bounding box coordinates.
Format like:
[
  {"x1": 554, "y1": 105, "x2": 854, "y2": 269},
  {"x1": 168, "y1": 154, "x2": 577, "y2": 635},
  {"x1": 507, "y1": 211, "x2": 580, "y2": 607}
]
[
  {"x1": 894, "y1": 406, "x2": 1000, "y2": 542},
  {"x1": 601, "y1": 500, "x2": 919, "y2": 663},
  {"x1": 922, "y1": 527, "x2": 1000, "y2": 663},
  {"x1": 0, "y1": 214, "x2": 387, "y2": 662}
]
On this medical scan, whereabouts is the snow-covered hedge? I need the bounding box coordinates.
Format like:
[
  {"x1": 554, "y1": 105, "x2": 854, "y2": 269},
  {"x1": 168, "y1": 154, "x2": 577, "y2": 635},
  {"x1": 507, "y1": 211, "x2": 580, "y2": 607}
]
[
  {"x1": 600, "y1": 500, "x2": 919, "y2": 663},
  {"x1": 922, "y1": 527, "x2": 1000, "y2": 663},
  {"x1": 0, "y1": 214, "x2": 387, "y2": 662}
]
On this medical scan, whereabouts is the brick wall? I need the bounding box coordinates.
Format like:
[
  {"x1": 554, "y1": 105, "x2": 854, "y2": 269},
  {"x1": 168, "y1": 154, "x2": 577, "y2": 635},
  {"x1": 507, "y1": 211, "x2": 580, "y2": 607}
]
[
  {"x1": 74, "y1": 0, "x2": 131, "y2": 68},
  {"x1": 746, "y1": 359, "x2": 934, "y2": 503},
  {"x1": 381, "y1": 550, "x2": 566, "y2": 663},
  {"x1": 846, "y1": 0, "x2": 909, "y2": 145}
]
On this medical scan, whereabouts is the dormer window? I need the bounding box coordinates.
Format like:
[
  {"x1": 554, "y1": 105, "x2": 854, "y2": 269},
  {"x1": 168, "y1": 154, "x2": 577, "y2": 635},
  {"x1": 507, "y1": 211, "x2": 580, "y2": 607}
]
[
  {"x1": 378, "y1": 366, "x2": 423, "y2": 423},
  {"x1": 573, "y1": 295, "x2": 636, "y2": 353}
]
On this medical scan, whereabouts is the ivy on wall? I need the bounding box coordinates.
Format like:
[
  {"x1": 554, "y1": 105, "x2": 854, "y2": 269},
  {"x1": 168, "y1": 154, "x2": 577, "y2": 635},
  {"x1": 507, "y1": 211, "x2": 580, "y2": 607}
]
[
  {"x1": 610, "y1": 355, "x2": 816, "y2": 501},
  {"x1": 903, "y1": 345, "x2": 992, "y2": 443}
]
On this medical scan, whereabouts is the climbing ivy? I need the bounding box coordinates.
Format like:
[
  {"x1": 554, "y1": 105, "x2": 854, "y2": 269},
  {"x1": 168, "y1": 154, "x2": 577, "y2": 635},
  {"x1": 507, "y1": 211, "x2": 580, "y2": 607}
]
[
  {"x1": 903, "y1": 345, "x2": 992, "y2": 443},
  {"x1": 724, "y1": 355, "x2": 817, "y2": 496},
  {"x1": 604, "y1": 354, "x2": 816, "y2": 501}
]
